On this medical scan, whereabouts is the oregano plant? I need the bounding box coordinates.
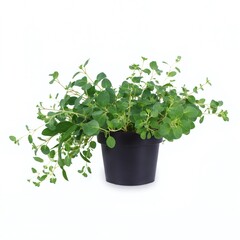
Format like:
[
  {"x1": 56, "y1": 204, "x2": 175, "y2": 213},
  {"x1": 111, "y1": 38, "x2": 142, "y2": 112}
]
[{"x1": 10, "y1": 56, "x2": 229, "y2": 186}]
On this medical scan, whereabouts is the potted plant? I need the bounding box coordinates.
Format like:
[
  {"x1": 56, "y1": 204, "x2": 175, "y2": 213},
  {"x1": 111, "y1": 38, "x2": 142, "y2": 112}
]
[{"x1": 10, "y1": 56, "x2": 229, "y2": 186}]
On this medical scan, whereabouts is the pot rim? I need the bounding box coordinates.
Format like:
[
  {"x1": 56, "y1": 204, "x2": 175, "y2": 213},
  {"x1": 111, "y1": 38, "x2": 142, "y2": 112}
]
[{"x1": 97, "y1": 131, "x2": 162, "y2": 146}]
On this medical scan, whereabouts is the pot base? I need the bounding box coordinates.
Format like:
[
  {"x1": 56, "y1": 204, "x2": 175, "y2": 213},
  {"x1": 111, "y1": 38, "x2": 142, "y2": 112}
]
[{"x1": 105, "y1": 179, "x2": 155, "y2": 186}]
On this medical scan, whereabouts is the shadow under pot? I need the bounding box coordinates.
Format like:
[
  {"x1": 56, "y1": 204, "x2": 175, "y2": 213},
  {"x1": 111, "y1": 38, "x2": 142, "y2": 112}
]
[{"x1": 97, "y1": 131, "x2": 162, "y2": 186}]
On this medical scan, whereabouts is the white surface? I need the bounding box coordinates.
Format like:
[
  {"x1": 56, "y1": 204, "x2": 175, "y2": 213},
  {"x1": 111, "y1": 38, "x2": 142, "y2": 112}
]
[{"x1": 0, "y1": 0, "x2": 240, "y2": 239}]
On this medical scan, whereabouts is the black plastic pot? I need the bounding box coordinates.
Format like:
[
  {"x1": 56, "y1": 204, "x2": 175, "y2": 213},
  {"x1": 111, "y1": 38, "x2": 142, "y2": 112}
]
[{"x1": 97, "y1": 131, "x2": 162, "y2": 186}]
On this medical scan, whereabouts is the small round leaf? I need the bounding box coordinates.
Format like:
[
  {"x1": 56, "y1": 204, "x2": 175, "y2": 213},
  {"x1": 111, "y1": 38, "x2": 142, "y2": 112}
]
[
  {"x1": 106, "y1": 136, "x2": 116, "y2": 148},
  {"x1": 90, "y1": 141, "x2": 97, "y2": 149},
  {"x1": 41, "y1": 145, "x2": 50, "y2": 155}
]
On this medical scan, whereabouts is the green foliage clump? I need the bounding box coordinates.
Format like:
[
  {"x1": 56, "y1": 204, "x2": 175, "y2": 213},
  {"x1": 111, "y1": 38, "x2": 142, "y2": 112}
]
[{"x1": 10, "y1": 57, "x2": 229, "y2": 186}]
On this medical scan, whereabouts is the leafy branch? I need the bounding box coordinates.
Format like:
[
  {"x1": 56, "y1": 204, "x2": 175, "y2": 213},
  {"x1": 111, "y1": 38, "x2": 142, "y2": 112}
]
[{"x1": 10, "y1": 57, "x2": 229, "y2": 186}]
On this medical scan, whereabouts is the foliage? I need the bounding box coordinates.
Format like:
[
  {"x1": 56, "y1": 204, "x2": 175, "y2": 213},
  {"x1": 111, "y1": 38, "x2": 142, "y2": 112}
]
[{"x1": 10, "y1": 57, "x2": 229, "y2": 186}]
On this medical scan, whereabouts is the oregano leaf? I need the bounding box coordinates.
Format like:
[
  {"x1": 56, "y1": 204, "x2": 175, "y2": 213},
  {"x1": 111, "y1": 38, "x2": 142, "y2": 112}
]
[
  {"x1": 33, "y1": 157, "x2": 44, "y2": 163},
  {"x1": 106, "y1": 136, "x2": 116, "y2": 148}
]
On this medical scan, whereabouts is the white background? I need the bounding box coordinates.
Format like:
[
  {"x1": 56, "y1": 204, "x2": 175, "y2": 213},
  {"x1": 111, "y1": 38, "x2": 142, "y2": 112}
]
[{"x1": 0, "y1": 0, "x2": 240, "y2": 239}]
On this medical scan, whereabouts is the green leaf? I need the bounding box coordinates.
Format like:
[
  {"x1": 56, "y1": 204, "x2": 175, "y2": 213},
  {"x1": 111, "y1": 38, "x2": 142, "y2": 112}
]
[
  {"x1": 82, "y1": 172, "x2": 88, "y2": 177},
  {"x1": 147, "y1": 81, "x2": 155, "y2": 90},
  {"x1": 187, "y1": 95, "x2": 196, "y2": 103},
  {"x1": 106, "y1": 136, "x2": 116, "y2": 148},
  {"x1": 155, "y1": 69, "x2": 162, "y2": 75},
  {"x1": 90, "y1": 141, "x2": 97, "y2": 149},
  {"x1": 74, "y1": 77, "x2": 87, "y2": 87},
  {"x1": 74, "y1": 96, "x2": 83, "y2": 108},
  {"x1": 143, "y1": 68, "x2": 151, "y2": 75},
  {"x1": 33, "y1": 157, "x2": 44, "y2": 163},
  {"x1": 87, "y1": 167, "x2": 92, "y2": 174},
  {"x1": 50, "y1": 178, "x2": 57, "y2": 184},
  {"x1": 107, "y1": 120, "x2": 114, "y2": 129},
  {"x1": 110, "y1": 119, "x2": 122, "y2": 129},
  {"x1": 168, "y1": 105, "x2": 184, "y2": 119},
  {"x1": 153, "y1": 102, "x2": 164, "y2": 113},
  {"x1": 132, "y1": 85, "x2": 142, "y2": 96},
  {"x1": 181, "y1": 119, "x2": 192, "y2": 130},
  {"x1": 42, "y1": 128, "x2": 58, "y2": 137},
  {"x1": 66, "y1": 96, "x2": 77, "y2": 105},
  {"x1": 142, "y1": 88, "x2": 151, "y2": 98},
  {"x1": 106, "y1": 87, "x2": 116, "y2": 103},
  {"x1": 47, "y1": 111, "x2": 56, "y2": 117},
  {"x1": 80, "y1": 152, "x2": 91, "y2": 163},
  {"x1": 210, "y1": 100, "x2": 218, "y2": 108},
  {"x1": 58, "y1": 159, "x2": 64, "y2": 167},
  {"x1": 62, "y1": 168, "x2": 68, "y2": 181},
  {"x1": 218, "y1": 110, "x2": 229, "y2": 121},
  {"x1": 199, "y1": 116, "x2": 204, "y2": 123},
  {"x1": 180, "y1": 119, "x2": 192, "y2": 134},
  {"x1": 28, "y1": 135, "x2": 33, "y2": 144},
  {"x1": 49, "y1": 71, "x2": 59, "y2": 80},
  {"x1": 9, "y1": 135, "x2": 17, "y2": 142},
  {"x1": 42, "y1": 121, "x2": 76, "y2": 137},
  {"x1": 116, "y1": 101, "x2": 128, "y2": 111},
  {"x1": 153, "y1": 130, "x2": 162, "y2": 139},
  {"x1": 82, "y1": 120, "x2": 100, "y2": 136},
  {"x1": 147, "y1": 132, "x2": 152, "y2": 139},
  {"x1": 77, "y1": 169, "x2": 83, "y2": 174},
  {"x1": 65, "y1": 143, "x2": 71, "y2": 151},
  {"x1": 176, "y1": 56, "x2": 181, "y2": 62},
  {"x1": 140, "y1": 111, "x2": 147, "y2": 117},
  {"x1": 193, "y1": 86, "x2": 198, "y2": 93},
  {"x1": 149, "y1": 61, "x2": 158, "y2": 70},
  {"x1": 151, "y1": 110, "x2": 158, "y2": 118},
  {"x1": 49, "y1": 150, "x2": 55, "y2": 158},
  {"x1": 33, "y1": 182, "x2": 40, "y2": 187},
  {"x1": 172, "y1": 126, "x2": 182, "y2": 139},
  {"x1": 168, "y1": 71, "x2": 177, "y2": 77},
  {"x1": 96, "y1": 91, "x2": 110, "y2": 107},
  {"x1": 55, "y1": 121, "x2": 74, "y2": 133},
  {"x1": 31, "y1": 168, "x2": 37, "y2": 173},
  {"x1": 84, "y1": 150, "x2": 92, "y2": 159},
  {"x1": 49, "y1": 71, "x2": 59, "y2": 83},
  {"x1": 78, "y1": 166, "x2": 85, "y2": 174},
  {"x1": 140, "y1": 131, "x2": 147, "y2": 140},
  {"x1": 132, "y1": 76, "x2": 142, "y2": 83},
  {"x1": 197, "y1": 98, "x2": 205, "y2": 107},
  {"x1": 175, "y1": 67, "x2": 181, "y2": 73},
  {"x1": 82, "y1": 83, "x2": 92, "y2": 92},
  {"x1": 210, "y1": 100, "x2": 220, "y2": 113},
  {"x1": 206, "y1": 78, "x2": 212, "y2": 86},
  {"x1": 38, "y1": 175, "x2": 47, "y2": 181},
  {"x1": 92, "y1": 111, "x2": 107, "y2": 127},
  {"x1": 97, "y1": 72, "x2": 107, "y2": 82},
  {"x1": 64, "y1": 156, "x2": 72, "y2": 167},
  {"x1": 83, "y1": 59, "x2": 90, "y2": 67},
  {"x1": 46, "y1": 118, "x2": 57, "y2": 130},
  {"x1": 183, "y1": 105, "x2": 201, "y2": 120},
  {"x1": 60, "y1": 125, "x2": 78, "y2": 142},
  {"x1": 129, "y1": 64, "x2": 140, "y2": 70},
  {"x1": 159, "y1": 123, "x2": 171, "y2": 137},
  {"x1": 41, "y1": 145, "x2": 50, "y2": 155},
  {"x1": 149, "y1": 119, "x2": 159, "y2": 129},
  {"x1": 72, "y1": 71, "x2": 80, "y2": 79},
  {"x1": 101, "y1": 78, "x2": 112, "y2": 88}
]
